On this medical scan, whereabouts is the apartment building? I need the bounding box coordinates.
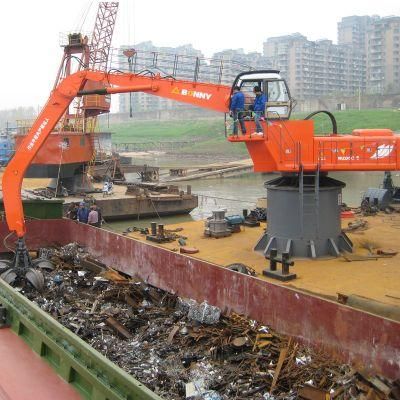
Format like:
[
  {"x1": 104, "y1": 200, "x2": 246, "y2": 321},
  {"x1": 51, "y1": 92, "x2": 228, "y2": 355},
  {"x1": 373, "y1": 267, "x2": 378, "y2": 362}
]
[
  {"x1": 338, "y1": 15, "x2": 400, "y2": 94},
  {"x1": 117, "y1": 14, "x2": 399, "y2": 110},
  {"x1": 264, "y1": 15, "x2": 400, "y2": 99},
  {"x1": 263, "y1": 34, "x2": 365, "y2": 99},
  {"x1": 365, "y1": 16, "x2": 400, "y2": 93},
  {"x1": 210, "y1": 49, "x2": 271, "y2": 84},
  {"x1": 338, "y1": 15, "x2": 372, "y2": 48}
]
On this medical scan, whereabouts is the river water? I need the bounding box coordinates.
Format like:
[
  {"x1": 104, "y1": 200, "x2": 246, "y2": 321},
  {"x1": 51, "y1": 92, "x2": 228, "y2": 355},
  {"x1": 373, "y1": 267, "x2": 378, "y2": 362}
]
[{"x1": 106, "y1": 154, "x2": 400, "y2": 232}]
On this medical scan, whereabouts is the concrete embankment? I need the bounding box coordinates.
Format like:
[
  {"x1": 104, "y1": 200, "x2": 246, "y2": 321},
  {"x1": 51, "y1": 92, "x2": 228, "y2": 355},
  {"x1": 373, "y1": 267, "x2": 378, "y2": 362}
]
[{"x1": 162, "y1": 159, "x2": 254, "y2": 182}]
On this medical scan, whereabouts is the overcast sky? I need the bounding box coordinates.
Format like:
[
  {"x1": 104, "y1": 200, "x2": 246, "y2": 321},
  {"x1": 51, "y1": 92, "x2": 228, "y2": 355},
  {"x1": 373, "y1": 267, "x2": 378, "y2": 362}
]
[{"x1": 1, "y1": 0, "x2": 398, "y2": 111}]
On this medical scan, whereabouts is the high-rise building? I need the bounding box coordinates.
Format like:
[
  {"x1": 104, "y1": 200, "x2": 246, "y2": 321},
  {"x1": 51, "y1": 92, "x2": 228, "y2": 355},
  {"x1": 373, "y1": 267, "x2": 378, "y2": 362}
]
[
  {"x1": 365, "y1": 16, "x2": 400, "y2": 93},
  {"x1": 208, "y1": 48, "x2": 272, "y2": 86},
  {"x1": 342, "y1": 45, "x2": 366, "y2": 96},
  {"x1": 263, "y1": 34, "x2": 365, "y2": 99},
  {"x1": 338, "y1": 15, "x2": 400, "y2": 94},
  {"x1": 338, "y1": 15, "x2": 372, "y2": 48},
  {"x1": 263, "y1": 34, "x2": 307, "y2": 96}
]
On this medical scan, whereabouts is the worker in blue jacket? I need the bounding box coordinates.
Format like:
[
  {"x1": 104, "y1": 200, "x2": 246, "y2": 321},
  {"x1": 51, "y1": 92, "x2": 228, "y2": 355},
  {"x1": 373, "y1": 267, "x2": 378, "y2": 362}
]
[
  {"x1": 77, "y1": 201, "x2": 89, "y2": 223},
  {"x1": 229, "y1": 86, "x2": 247, "y2": 136},
  {"x1": 253, "y1": 86, "x2": 267, "y2": 134}
]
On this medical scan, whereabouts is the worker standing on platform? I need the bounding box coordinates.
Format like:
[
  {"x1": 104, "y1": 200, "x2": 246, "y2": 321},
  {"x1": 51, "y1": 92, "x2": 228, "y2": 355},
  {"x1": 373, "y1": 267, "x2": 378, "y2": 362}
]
[
  {"x1": 102, "y1": 181, "x2": 109, "y2": 197},
  {"x1": 92, "y1": 204, "x2": 102, "y2": 227},
  {"x1": 66, "y1": 202, "x2": 78, "y2": 220},
  {"x1": 107, "y1": 180, "x2": 113, "y2": 195},
  {"x1": 230, "y1": 86, "x2": 247, "y2": 136},
  {"x1": 253, "y1": 86, "x2": 267, "y2": 134},
  {"x1": 88, "y1": 205, "x2": 99, "y2": 227},
  {"x1": 77, "y1": 202, "x2": 89, "y2": 223}
]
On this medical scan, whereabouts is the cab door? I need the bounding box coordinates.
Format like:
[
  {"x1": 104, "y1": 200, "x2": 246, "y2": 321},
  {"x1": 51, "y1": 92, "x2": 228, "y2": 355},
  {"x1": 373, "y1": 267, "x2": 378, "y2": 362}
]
[{"x1": 264, "y1": 79, "x2": 292, "y2": 119}]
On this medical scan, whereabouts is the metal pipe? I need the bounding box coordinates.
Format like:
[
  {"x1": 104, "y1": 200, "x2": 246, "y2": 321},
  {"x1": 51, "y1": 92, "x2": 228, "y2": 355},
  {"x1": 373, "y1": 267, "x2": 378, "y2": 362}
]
[{"x1": 150, "y1": 222, "x2": 157, "y2": 236}]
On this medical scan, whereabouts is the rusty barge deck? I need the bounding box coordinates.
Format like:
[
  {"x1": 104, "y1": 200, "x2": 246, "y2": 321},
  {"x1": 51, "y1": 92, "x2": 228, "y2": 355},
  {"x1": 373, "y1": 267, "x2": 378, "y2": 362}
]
[
  {"x1": 15, "y1": 175, "x2": 198, "y2": 220},
  {"x1": 63, "y1": 189, "x2": 198, "y2": 220},
  {"x1": 125, "y1": 216, "x2": 400, "y2": 308}
]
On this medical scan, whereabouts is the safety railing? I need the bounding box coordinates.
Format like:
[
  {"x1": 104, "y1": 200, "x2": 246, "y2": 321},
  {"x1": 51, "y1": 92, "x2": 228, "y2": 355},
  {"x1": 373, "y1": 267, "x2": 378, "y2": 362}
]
[
  {"x1": 225, "y1": 111, "x2": 301, "y2": 170},
  {"x1": 16, "y1": 119, "x2": 36, "y2": 135},
  {"x1": 108, "y1": 48, "x2": 254, "y2": 85},
  {"x1": 113, "y1": 140, "x2": 195, "y2": 152},
  {"x1": 265, "y1": 115, "x2": 301, "y2": 170},
  {"x1": 59, "y1": 31, "x2": 91, "y2": 47}
]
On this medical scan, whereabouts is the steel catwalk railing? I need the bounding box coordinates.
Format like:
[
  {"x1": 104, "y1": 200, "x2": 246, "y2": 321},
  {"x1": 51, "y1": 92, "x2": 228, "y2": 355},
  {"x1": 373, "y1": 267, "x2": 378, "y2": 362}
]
[{"x1": 109, "y1": 48, "x2": 256, "y2": 85}]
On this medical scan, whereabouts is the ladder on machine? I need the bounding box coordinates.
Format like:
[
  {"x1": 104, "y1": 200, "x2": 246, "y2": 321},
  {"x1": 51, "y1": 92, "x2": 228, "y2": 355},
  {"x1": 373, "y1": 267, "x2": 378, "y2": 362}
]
[{"x1": 299, "y1": 165, "x2": 320, "y2": 258}]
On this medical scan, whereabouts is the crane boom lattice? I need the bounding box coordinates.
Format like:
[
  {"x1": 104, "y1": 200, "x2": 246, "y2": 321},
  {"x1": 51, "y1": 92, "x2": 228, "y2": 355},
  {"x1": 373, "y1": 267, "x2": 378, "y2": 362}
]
[{"x1": 90, "y1": 2, "x2": 119, "y2": 71}]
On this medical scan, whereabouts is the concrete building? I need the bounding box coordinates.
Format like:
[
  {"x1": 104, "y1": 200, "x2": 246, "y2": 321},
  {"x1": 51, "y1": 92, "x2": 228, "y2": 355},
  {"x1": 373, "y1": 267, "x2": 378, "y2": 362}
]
[
  {"x1": 263, "y1": 34, "x2": 365, "y2": 99},
  {"x1": 210, "y1": 49, "x2": 272, "y2": 84},
  {"x1": 338, "y1": 15, "x2": 372, "y2": 48},
  {"x1": 365, "y1": 16, "x2": 400, "y2": 94},
  {"x1": 264, "y1": 15, "x2": 400, "y2": 99},
  {"x1": 338, "y1": 15, "x2": 400, "y2": 94}
]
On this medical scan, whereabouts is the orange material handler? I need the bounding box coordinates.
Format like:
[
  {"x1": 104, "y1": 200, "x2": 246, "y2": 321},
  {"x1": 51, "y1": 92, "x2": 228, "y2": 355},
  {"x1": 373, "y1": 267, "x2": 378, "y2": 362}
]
[{"x1": 1, "y1": 69, "x2": 399, "y2": 287}]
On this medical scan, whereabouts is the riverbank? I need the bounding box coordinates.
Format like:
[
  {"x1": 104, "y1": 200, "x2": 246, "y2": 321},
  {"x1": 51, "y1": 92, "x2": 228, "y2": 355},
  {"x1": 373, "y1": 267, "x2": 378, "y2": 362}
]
[{"x1": 105, "y1": 109, "x2": 400, "y2": 159}]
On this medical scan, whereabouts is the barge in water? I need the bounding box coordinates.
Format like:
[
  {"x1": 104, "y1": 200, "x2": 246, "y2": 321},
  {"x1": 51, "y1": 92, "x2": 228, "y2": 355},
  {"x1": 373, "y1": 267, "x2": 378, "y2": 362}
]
[{"x1": 0, "y1": 218, "x2": 398, "y2": 380}]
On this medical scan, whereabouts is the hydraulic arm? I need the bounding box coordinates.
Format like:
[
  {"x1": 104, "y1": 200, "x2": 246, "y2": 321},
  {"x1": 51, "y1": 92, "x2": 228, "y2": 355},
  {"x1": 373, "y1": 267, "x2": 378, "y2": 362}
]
[
  {"x1": 3, "y1": 70, "x2": 232, "y2": 239},
  {"x1": 2, "y1": 68, "x2": 400, "y2": 286},
  {"x1": 0, "y1": 70, "x2": 232, "y2": 289}
]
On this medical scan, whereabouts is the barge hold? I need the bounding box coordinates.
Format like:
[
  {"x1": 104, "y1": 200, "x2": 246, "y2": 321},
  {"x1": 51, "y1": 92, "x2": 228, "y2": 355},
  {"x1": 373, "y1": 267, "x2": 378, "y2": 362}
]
[
  {"x1": 0, "y1": 219, "x2": 398, "y2": 384},
  {"x1": 0, "y1": 226, "x2": 399, "y2": 399},
  {"x1": 3, "y1": 243, "x2": 399, "y2": 399}
]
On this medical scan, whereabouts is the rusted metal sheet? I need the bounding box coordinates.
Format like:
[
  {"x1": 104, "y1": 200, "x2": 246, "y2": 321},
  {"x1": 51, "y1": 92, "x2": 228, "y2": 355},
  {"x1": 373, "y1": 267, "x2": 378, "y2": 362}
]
[
  {"x1": 0, "y1": 220, "x2": 70, "y2": 252},
  {"x1": 298, "y1": 385, "x2": 331, "y2": 400},
  {"x1": 105, "y1": 316, "x2": 133, "y2": 339},
  {"x1": 0, "y1": 219, "x2": 399, "y2": 379}
]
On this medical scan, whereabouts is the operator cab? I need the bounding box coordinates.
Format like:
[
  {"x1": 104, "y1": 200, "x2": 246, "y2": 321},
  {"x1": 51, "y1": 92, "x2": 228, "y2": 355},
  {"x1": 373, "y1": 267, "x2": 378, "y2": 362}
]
[{"x1": 232, "y1": 70, "x2": 293, "y2": 120}]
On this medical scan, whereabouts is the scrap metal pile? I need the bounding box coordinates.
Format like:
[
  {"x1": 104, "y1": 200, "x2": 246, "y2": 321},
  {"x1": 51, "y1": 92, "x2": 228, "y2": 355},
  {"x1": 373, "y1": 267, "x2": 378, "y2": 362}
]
[{"x1": 20, "y1": 243, "x2": 399, "y2": 400}]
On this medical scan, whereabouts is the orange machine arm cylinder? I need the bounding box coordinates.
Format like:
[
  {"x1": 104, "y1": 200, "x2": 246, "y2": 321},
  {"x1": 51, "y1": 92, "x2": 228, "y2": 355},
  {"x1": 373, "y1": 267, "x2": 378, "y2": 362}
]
[{"x1": 2, "y1": 70, "x2": 232, "y2": 238}]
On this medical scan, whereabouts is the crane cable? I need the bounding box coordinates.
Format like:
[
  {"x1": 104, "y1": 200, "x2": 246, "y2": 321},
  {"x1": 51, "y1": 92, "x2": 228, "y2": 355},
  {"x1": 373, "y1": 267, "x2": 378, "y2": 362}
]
[
  {"x1": 75, "y1": 0, "x2": 95, "y2": 33},
  {"x1": 126, "y1": 0, "x2": 136, "y2": 45}
]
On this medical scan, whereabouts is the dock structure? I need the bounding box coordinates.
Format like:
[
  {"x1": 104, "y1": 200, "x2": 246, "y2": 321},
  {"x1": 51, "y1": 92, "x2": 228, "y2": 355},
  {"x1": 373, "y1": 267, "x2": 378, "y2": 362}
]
[{"x1": 162, "y1": 159, "x2": 254, "y2": 182}]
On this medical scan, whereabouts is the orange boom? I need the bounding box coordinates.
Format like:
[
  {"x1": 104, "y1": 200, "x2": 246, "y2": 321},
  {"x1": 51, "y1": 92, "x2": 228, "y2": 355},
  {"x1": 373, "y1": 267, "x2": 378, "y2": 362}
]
[{"x1": 2, "y1": 68, "x2": 399, "y2": 285}]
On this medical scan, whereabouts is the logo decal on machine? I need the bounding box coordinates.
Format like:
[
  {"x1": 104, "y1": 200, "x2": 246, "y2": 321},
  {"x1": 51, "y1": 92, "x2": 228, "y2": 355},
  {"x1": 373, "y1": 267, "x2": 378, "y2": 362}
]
[
  {"x1": 370, "y1": 144, "x2": 394, "y2": 159},
  {"x1": 171, "y1": 87, "x2": 212, "y2": 100},
  {"x1": 27, "y1": 118, "x2": 50, "y2": 151}
]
